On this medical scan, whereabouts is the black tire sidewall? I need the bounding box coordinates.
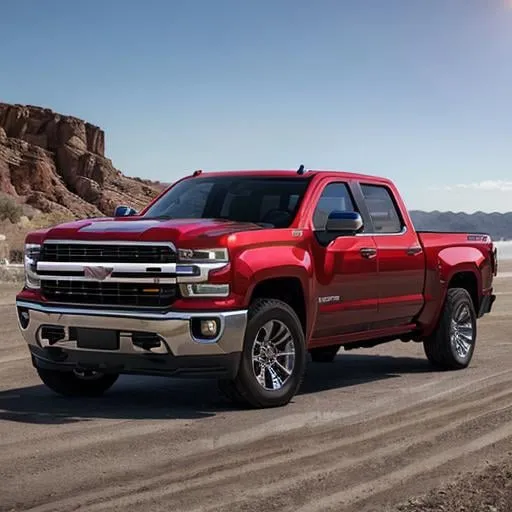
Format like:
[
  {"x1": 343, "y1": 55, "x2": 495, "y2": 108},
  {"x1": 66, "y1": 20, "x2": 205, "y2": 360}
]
[
  {"x1": 446, "y1": 289, "x2": 477, "y2": 367},
  {"x1": 237, "y1": 299, "x2": 306, "y2": 407},
  {"x1": 37, "y1": 367, "x2": 119, "y2": 397}
]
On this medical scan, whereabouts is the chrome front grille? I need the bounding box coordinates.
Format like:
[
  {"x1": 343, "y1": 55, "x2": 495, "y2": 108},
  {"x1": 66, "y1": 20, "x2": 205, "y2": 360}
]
[
  {"x1": 40, "y1": 243, "x2": 176, "y2": 263},
  {"x1": 39, "y1": 242, "x2": 179, "y2": 308}
]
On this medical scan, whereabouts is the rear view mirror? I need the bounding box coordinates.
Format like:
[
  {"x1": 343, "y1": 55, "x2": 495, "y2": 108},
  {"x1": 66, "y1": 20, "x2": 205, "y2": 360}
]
[
  {"x1": 114, "y1": 205, "x2": 137, "y2": 217},
  {"x1": 325, "y1": 211, "x2": 363, "y2": 234}
]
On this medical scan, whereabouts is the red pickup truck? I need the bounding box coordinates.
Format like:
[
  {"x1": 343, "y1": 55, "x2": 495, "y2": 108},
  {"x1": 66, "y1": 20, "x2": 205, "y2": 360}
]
[{"x1": 16, "y1": 168, "x2": 497, "y2": 408}]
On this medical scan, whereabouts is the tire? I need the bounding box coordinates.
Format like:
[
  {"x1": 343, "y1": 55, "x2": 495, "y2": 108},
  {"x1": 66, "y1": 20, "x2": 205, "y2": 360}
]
[
  {"x1": 218, "y1": 298, "x2": 306, "y2": 409},
  {"x1": 36, "y1": 367, "x2": 119, "y2": 397},
  {"x1": 310, "y1": 345, "x2": 340, "y2": 363},
  {"x1": 217, "y1": 379, "x2": 247, "y2": 406},
  {"x1": 423, "y1": 288, "x2": 477, "y2": 370}
]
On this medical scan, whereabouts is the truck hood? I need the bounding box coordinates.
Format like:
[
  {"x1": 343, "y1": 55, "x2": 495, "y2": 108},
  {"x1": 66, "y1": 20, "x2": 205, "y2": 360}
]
[{"x1": 40, "y1": 217, "x2": 264, "y2": 244}]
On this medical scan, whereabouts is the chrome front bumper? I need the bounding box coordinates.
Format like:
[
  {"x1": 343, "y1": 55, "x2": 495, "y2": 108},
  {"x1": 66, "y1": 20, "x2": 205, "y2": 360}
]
[{"x1": 15, "y1": 300, "x2": 248, "y2": 378}]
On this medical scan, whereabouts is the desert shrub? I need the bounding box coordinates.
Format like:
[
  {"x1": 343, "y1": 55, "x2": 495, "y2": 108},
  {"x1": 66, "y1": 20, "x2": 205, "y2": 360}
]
[
  {"x1": 0, "y1": 194, "x2": 23, "y2": 223},
  {"x1": 21, "y1": 203, "x2": 41, "y2": 220},
  {"x1": 30, "y1": 211, "x2": 75, "y2": 229},
  {"x1": 9, "y1": 248, "x2": 23, "y2": 264},
  {"x1": 0, "y1": 265, "x2": 24, "y2": 283}
]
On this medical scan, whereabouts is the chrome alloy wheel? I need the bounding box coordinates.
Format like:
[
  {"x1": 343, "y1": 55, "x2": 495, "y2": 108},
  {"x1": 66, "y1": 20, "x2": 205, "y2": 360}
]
[
  {"x1": 450, "y1": 303, "x2": 474, "y2": 358},
  {"x1": 251, "y1": 319, "x2": 296, "y2": 391}
]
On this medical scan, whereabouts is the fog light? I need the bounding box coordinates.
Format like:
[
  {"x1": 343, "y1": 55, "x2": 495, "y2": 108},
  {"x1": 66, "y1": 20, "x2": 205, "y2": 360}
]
[
  {"x1": 200, "y1": 319, "x2": 218, "y2": 337},
  {"x1": 191, "y1": 317, "x2": 221, "y2": 341}
]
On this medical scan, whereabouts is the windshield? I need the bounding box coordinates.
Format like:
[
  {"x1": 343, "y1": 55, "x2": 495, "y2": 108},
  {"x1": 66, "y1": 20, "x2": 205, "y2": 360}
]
[{"x1": 143, "y1": 176, "x2": 311, "y2": 228}]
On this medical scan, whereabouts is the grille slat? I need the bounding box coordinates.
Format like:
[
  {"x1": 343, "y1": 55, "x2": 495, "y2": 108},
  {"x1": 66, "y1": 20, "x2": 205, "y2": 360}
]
[
  {"x1": 42, "y1": 280, "x2": 177, "y2": 308},
  {"x1": 41, "y1": 243, "x2": 176, "y2": 264}
]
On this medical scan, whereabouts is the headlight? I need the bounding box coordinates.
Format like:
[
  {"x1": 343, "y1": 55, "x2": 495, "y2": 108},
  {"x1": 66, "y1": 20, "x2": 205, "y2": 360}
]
[
  {"x1": 24, "y1": 243, "x2": 41, "y2": 289},
  {"x1": 178, "y1": 248, "x2": 228, "y2": 263}
]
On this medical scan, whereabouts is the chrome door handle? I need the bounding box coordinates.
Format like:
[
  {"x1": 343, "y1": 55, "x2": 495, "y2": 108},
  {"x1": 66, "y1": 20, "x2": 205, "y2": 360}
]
[
  {"x1": 406, "y1": 246, "x2": 423, "y2": 256},
  {"x1": 360, "y1": 247, "x2": 377, "y2": 259}
]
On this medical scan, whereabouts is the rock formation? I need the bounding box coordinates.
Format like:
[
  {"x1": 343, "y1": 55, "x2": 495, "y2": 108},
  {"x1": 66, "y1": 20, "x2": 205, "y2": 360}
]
[{"x1": 0, "y1": 103, "x2": 161, "y2": 217}]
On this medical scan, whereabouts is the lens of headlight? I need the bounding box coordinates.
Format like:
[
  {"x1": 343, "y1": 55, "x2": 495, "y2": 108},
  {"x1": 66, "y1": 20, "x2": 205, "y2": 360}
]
[{"x1": 24, "y1": 243, "x2": 41, "y2": 289}]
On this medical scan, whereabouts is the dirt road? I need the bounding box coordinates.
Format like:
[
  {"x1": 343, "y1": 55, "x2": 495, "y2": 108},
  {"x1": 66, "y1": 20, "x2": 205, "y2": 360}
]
[{"x1": 1, "y1": 265, "x2": 511, "y2": 512}]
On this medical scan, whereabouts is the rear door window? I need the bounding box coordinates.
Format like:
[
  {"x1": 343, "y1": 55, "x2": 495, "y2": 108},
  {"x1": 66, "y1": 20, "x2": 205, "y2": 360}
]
[{"x1": 360, "y1": 184, "x2": 403, "y2": 233}]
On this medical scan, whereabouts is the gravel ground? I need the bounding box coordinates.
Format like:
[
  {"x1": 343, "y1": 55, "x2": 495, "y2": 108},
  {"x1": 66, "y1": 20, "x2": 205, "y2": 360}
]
[
  {"x1": 393, "y1": 459, "x2": 512, "y2": 512},
  {"x1": 0, "y1": 262, "x2": 510, "y2": 512}
]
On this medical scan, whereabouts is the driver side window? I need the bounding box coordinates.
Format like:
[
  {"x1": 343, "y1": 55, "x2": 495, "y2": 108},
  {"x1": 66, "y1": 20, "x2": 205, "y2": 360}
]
[{"x1": 313, "y1": 182, "x2": 356, "y2": 231}]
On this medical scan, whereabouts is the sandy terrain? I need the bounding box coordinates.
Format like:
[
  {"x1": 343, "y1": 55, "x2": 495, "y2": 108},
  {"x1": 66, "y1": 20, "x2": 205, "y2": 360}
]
[{"x1": 0, "y1": 262, "x2": 511, "y2": 512}]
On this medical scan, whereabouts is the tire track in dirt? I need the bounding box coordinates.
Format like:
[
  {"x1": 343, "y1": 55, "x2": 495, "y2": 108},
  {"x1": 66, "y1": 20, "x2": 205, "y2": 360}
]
[
  {"x1": 15, "y1": 372, "x2": 512, "y2": 512},
  {"x1": 1, "y1": 367, "x2": 511, "y2": 469}
]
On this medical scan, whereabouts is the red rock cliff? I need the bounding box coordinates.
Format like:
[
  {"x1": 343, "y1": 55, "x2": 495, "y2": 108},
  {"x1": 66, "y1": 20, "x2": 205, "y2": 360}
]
[{"x1": 0, "y1": 103, "x2": 161, "y2": 217}]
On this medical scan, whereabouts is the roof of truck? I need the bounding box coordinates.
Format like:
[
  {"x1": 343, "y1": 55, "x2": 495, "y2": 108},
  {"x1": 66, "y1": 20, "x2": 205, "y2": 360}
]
[{"x1": 188, "y1": 169, "x2": 393, "y2": 185}]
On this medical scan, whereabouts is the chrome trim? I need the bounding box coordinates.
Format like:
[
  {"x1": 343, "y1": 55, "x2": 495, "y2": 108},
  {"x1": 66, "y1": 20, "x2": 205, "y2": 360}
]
[
  {"x1": 37, "y1": 261, "x2": 178, "y2": 284},
  {"x1": 356, "y1": 226, "x2": 408, "y2": 237},
  {"x1": 36, "y1": 261, "x2": 225, "y2": 284},
  {"x1": 37, "y1": 262, "x2": 178, "y2": 273},
  {"x1": 16, "y1": 300, "x2": 244, "y2": 321},
  {"x1": 177, "y1": 262, "x2": 227, "y2": 283},
  {"x1": 179, "y1": 283, "x2": 230, "y2": 298},
  {"x1": 16, "y1": 300, "x2": 248, "y2": 355},
  {"x1": 24, "y1": 243, "x2": 41, "y2": 290}
]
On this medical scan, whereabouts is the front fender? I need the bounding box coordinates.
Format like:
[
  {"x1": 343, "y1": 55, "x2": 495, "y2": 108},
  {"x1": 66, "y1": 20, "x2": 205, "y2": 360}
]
[
  {"x1": 233, "y1": 245, "x2": 312, "y2": 302},
  {"x1": 229, "y1": 245, "x2": 314, "y2": 335}
]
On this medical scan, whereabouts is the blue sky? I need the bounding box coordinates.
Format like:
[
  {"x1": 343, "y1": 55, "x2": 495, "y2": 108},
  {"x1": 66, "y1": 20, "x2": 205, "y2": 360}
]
[{"x1": 1, "y1": 0, "x2": 511, "y2": 212}]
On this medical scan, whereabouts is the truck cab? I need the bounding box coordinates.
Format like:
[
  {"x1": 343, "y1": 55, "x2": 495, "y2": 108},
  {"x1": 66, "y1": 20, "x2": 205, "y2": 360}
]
[{"x1": 16, "y1": 168, "x2": 497, "y2": 408}]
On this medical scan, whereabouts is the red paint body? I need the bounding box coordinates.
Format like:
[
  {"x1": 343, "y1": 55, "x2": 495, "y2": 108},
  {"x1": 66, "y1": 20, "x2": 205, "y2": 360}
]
[{"x1": 18, "y1": 170, "x2": 497, "y2": 348}]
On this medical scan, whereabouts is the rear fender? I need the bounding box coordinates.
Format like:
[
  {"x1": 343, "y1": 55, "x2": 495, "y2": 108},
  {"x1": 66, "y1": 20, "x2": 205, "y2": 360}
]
[{"x1": 417, "y1": 247, "x2": 484, "y2": 337}]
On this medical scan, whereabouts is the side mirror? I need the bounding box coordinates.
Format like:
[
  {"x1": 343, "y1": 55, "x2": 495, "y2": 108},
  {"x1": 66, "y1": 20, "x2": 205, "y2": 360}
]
[
  {"x1": 114, "y1": 205, "x2": 137, "y2": 217},
  {"x1": 325, "y1": 211, "x2": 363, "y2": 234}
]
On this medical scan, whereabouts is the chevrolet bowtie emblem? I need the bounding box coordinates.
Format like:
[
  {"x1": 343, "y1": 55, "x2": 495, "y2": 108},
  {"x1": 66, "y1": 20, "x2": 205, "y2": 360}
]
[{"x1": 83, "y1": 266, "x2": 114, "y2": 281}]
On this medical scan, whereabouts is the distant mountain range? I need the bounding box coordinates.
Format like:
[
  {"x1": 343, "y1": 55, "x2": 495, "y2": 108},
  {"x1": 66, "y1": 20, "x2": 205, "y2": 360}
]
[{"x1": 410, "y1": 211, "x2": 512, "y2": 241}]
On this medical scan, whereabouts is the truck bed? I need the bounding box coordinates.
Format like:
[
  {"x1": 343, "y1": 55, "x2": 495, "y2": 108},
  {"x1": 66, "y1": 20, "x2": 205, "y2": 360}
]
[{"x1": 417, "y1": 231, "x2": 494, "y2": 263}]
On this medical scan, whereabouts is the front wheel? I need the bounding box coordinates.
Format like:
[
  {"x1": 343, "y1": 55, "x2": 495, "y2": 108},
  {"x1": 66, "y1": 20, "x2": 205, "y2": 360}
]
[
  {"x1": 219, "y1": 299, "x2": 306, "y2": 408},
  {"x1": 36, "y1": 367, "x2": 119, "y2": 397},
  {"x1": 423, "y1": 288, "x2": 477, "y2": 370}
]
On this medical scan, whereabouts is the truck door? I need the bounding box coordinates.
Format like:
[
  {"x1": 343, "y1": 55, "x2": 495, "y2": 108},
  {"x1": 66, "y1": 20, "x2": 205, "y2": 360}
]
[
  {"x1": 310, "y1": 181, "x2": 379, "y2": 340},
  {"x1": 357, "y1": 182, "x2": 425, "y2": 327}
]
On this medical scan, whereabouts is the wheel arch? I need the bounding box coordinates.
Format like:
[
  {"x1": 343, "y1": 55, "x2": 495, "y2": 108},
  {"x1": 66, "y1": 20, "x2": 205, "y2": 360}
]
[{"x1": 249, "y1": 276, "x2": 307, "y2": 334}]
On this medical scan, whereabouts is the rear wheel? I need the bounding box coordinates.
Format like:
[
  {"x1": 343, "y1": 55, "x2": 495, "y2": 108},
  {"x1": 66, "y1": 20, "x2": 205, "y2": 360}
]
[
  {"x1": 36, "y1": 367, "x2": 119, "y2": 397},
  {"x1": 310, "y1": 345, "x2": 340, "y2": 363},
  {"x1": 423, "y1": 288, "x2": 477, "y2": 370},
  {"x1": 218, "y1": 298, "x2": 306, "y2": 408}
]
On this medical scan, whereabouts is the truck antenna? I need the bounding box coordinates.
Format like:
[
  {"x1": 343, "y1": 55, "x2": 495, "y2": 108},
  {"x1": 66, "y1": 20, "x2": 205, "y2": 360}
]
[
  {"x1": 193, "y1": 169, "x2": 203, "y2": 177},
  {"x1": 297, "y1": 164, "x2": 305, "y2": 175}
]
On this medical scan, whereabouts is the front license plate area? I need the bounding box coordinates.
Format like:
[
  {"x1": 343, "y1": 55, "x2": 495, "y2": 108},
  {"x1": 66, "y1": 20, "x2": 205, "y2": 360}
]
[{"x1": 76, "y1": 328, "x2": 119, "y2": 350}]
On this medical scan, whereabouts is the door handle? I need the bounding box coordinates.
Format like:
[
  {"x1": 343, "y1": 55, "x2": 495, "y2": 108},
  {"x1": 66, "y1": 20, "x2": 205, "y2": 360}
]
[
  {"x1": 360, "y1": 247, "x2": 377, "y2": 259},
  {"x1": 406, "y1": 246, "x2": 423, "y2": 256}
]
